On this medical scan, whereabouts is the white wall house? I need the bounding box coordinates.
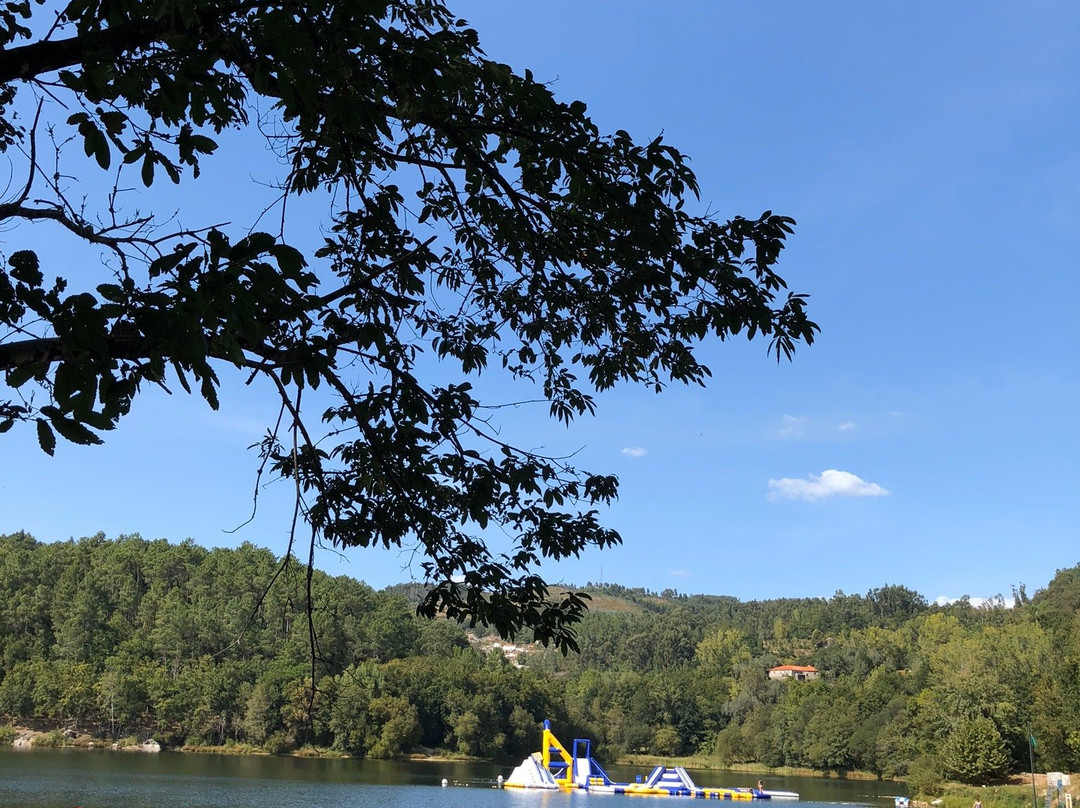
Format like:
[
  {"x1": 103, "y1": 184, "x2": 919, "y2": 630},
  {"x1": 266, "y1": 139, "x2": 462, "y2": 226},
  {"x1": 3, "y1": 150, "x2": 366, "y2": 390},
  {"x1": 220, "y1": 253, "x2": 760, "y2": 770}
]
[{"x1": 768, "y1": 665, "x2": 820, "y2": 681}]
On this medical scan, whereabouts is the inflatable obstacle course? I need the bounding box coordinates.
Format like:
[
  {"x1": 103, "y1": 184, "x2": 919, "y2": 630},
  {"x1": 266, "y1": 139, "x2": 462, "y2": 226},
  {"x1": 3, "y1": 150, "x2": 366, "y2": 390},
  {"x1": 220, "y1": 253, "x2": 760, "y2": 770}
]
[{"x1": 503, "y1": 721, "x2": 799, "y2": 799}]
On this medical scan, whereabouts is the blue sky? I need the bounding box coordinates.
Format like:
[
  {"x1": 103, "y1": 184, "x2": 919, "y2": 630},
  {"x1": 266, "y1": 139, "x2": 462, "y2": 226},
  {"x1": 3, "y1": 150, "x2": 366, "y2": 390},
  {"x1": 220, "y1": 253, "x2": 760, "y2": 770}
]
[{"x1": 2, "y1": 1, "x2": 1077, "y2": 604}]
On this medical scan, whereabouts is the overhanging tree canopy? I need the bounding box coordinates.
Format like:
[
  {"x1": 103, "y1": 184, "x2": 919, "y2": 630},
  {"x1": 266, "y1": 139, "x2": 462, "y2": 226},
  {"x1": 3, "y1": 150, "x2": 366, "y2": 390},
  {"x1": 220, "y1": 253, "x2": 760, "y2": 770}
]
[{"x1": 0, "y1": 0, "x2": 817, "y2": 651}]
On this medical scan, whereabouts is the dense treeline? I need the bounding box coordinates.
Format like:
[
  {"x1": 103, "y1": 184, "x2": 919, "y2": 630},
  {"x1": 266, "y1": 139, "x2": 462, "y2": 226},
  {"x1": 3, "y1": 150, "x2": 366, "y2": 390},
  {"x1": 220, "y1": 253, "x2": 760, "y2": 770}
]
[
  {"x1": 527, "y1": 581, "x2": 1079, "y2": 791},
  {"x1": 1, "y1": 533, "x2": 1078, "y2": 788},
  {"x1": 0, "y1": 532, "x2": 566, "y2": 758}
]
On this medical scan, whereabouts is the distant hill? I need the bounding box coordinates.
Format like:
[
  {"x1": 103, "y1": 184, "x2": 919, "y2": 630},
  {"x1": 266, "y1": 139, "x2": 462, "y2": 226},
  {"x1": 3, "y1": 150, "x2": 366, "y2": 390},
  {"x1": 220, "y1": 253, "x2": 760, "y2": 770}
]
[{"x1": 1, "y1": 531, "x2": 1077, "y2": 779}]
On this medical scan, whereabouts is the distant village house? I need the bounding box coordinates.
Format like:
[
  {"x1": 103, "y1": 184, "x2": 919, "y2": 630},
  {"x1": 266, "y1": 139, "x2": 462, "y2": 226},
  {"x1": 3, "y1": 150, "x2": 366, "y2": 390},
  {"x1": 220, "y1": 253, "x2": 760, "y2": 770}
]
[{"x1": 768, "y1": 664, "x2": 819, "y2": 681}]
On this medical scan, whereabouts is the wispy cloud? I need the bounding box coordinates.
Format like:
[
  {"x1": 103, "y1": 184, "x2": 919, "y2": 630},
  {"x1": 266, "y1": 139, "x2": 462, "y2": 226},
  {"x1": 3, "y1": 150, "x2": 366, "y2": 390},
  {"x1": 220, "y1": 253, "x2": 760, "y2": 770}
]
[
  {"x1": 774, "y1": 415, "x2": 860, "y2": 440},
  {"x1": 776, "y1": 414, "x2": 806, "y2": 439},
  {"x1": 934, "y1": 595, "x2": 1015, "y2": 609},
  {"x1": 668, "y1": 568, "x2": 692, "y2": 578},
  {"x1": 767, "y1": 469, "x2": 890, "y2": 501},
  {"x1": 621, "y1": 447, "x2": 648, "y2": 458}
]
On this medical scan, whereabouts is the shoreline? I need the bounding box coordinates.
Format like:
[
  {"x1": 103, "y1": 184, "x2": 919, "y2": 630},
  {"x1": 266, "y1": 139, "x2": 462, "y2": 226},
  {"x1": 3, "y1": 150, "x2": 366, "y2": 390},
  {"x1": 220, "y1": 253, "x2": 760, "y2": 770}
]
[
  {"x1": 2, "y1": 724, "x2": 481, "y2": 760},
  {"x1": 7, "y1": 726, "x2": 162, "y2": 753},
  {"x1": 3, "y1": 721, "x2": 1075, "y2": 807},
  {"x1": 617, "y1": 754, "x2": 890, "y2": 781},
  {"x1": 1, "y1": 726, "x2": 882, "y2": 771}
]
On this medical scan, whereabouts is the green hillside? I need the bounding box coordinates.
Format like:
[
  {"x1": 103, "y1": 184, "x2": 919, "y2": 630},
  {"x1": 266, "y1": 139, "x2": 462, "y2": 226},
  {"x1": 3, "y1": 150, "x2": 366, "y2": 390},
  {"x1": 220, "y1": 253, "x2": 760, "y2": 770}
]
[{"x1": 1, "y1": 531, "x2": 1077, "y2": 789}]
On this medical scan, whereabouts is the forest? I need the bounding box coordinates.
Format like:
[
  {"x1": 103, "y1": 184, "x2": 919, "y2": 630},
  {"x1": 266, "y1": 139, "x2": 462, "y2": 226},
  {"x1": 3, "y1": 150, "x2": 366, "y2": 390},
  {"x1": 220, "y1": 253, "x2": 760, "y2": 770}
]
[{"x1": 0, "y1": 532, "x2": 1077, "y2": 791}]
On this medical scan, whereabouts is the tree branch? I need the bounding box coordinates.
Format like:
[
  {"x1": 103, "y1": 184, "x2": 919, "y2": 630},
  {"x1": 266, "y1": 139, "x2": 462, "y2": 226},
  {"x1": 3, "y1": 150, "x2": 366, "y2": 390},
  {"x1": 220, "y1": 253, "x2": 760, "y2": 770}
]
[
  {"x1": 0, "y1": 20, "x2": 162, "y2": 83},
  {"x1": 0, "y1": 1, "x2": 269, "y2": 84}
]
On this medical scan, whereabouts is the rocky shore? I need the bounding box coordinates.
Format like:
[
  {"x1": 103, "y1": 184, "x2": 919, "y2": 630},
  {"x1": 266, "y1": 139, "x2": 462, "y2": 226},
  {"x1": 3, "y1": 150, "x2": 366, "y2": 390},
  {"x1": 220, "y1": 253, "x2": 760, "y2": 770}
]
[{"x1": 8, "y1": 727, "x2": 161, "y2": 753}]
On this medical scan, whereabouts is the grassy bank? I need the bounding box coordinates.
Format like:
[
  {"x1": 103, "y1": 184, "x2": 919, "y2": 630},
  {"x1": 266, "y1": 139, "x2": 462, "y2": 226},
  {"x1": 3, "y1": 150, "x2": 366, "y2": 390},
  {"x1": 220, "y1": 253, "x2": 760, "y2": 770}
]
[
  {"x1": 616, "y1": 752, "x2": 883, "y2": 780},
  {"x1": 928, "y1": 785, "x2": 1040, "y2": 808},
  {"x1": 913, "y1": 773, "x2": 1077, "y2": 808}
]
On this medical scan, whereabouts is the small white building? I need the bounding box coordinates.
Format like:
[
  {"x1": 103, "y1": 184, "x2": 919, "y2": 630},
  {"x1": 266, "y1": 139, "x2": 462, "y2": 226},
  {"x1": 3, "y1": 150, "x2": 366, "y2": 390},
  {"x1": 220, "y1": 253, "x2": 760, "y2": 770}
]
[{"x1": 768, "y1": 664, "x2": 820, "y2": 681}]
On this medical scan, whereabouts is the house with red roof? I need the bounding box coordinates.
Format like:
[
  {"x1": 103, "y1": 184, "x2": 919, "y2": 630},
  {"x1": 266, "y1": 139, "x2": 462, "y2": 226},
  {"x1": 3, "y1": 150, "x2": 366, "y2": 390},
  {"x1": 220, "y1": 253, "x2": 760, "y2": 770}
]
[{"x1": 768, "y1": 664, "x2": 819, "y2": 681}]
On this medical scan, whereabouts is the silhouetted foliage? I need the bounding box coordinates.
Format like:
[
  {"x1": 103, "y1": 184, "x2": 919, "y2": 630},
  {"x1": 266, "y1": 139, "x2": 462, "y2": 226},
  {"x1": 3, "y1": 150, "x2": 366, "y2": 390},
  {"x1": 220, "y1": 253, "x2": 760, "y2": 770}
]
[{"x1": 0, "y1": 0, "x2": 816, "y2": 652}]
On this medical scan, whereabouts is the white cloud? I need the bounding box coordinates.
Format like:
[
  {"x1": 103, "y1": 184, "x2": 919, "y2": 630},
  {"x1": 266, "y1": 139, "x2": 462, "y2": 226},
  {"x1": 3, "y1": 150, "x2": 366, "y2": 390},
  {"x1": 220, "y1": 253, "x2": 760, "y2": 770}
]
[
  {"x1": 621, "y1": 447, "x2": 648, "y2": 458},
  {"x1": 668, "y1": 569, "x2": 692, "y2": 578},
  {"x1": 934, "y1": 595, "x2": 1015, "y2": 609},
  {"x1": 776, "y1": 414, "x2": 806, "y2": 438},
  {"x1": 767, "y1": 469, "x2": 890, "y2": 501},
  {"x1": 775, "y1": 415, "x2": 860, "y2": 439}
]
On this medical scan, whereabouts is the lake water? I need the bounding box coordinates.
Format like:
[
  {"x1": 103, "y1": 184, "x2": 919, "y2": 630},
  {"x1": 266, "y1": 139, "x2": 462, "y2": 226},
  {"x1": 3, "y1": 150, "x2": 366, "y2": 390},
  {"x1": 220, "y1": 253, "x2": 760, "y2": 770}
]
[{"x1": 0, "y1": 748, "x2": 907, "y2": 808}]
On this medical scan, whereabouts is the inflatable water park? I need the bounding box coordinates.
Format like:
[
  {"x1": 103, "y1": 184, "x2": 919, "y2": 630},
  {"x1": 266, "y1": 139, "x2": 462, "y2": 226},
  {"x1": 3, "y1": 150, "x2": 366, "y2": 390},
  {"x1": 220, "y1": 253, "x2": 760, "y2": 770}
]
[{"x1": 504, "y1": 721, "x2": 799, "y2": 799}]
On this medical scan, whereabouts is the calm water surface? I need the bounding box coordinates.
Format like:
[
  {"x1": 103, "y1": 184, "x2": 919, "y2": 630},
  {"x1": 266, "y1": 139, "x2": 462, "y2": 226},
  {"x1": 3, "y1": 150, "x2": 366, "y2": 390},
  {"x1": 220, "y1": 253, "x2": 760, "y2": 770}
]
[{"x1": 0, "y1": 748, "x2": 906, "y2": 808}]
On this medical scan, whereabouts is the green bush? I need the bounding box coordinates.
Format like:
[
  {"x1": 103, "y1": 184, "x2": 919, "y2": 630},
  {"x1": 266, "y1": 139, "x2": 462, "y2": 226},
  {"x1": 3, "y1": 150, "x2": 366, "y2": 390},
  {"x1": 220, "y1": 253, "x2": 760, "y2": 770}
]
[
  {"x1": 263, "y1": 732, "x2": 295, "y2": 755},
  {"x1": 712, "y1": 724, "x2": 745, "y2": 766},
  {"x1": 651, "y1": 727, "x2": 681, "y2": 757},
  {"x1": 941, "y1": 717, "x2": 1008, "y2": 784},
  {"x1": 906, "y1": 754, "x2": 944, "y2": 797},
  {"x1": 0, "y1": 724, "x2": 17, "y2": 745},
  {"x1": 32, "y1": 730, "x2": 65, "y2": 748}
]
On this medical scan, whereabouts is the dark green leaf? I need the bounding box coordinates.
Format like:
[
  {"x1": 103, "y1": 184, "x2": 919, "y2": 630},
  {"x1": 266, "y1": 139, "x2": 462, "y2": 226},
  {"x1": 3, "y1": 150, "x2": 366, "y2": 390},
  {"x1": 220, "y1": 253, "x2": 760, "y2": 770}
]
[
  {"x1": 50, "y1": 415, "x2": 103, "y2": 446},
  {"x1": 141, "y1": 153, "x2": 155, "y2": 186},
  {"x1": 35, "y1": 418, "x2": 55, "y2": 455},
  {"x1": 8, "y1": 250, "x2": 41, "y2": 285}
]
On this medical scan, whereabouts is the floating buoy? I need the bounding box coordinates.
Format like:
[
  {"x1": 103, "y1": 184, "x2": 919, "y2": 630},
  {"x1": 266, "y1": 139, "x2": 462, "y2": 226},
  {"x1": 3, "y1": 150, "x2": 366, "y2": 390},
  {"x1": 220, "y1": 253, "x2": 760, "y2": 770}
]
[{"x1": 441, "y1": 779, "x2": 448, "y2": 788}]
